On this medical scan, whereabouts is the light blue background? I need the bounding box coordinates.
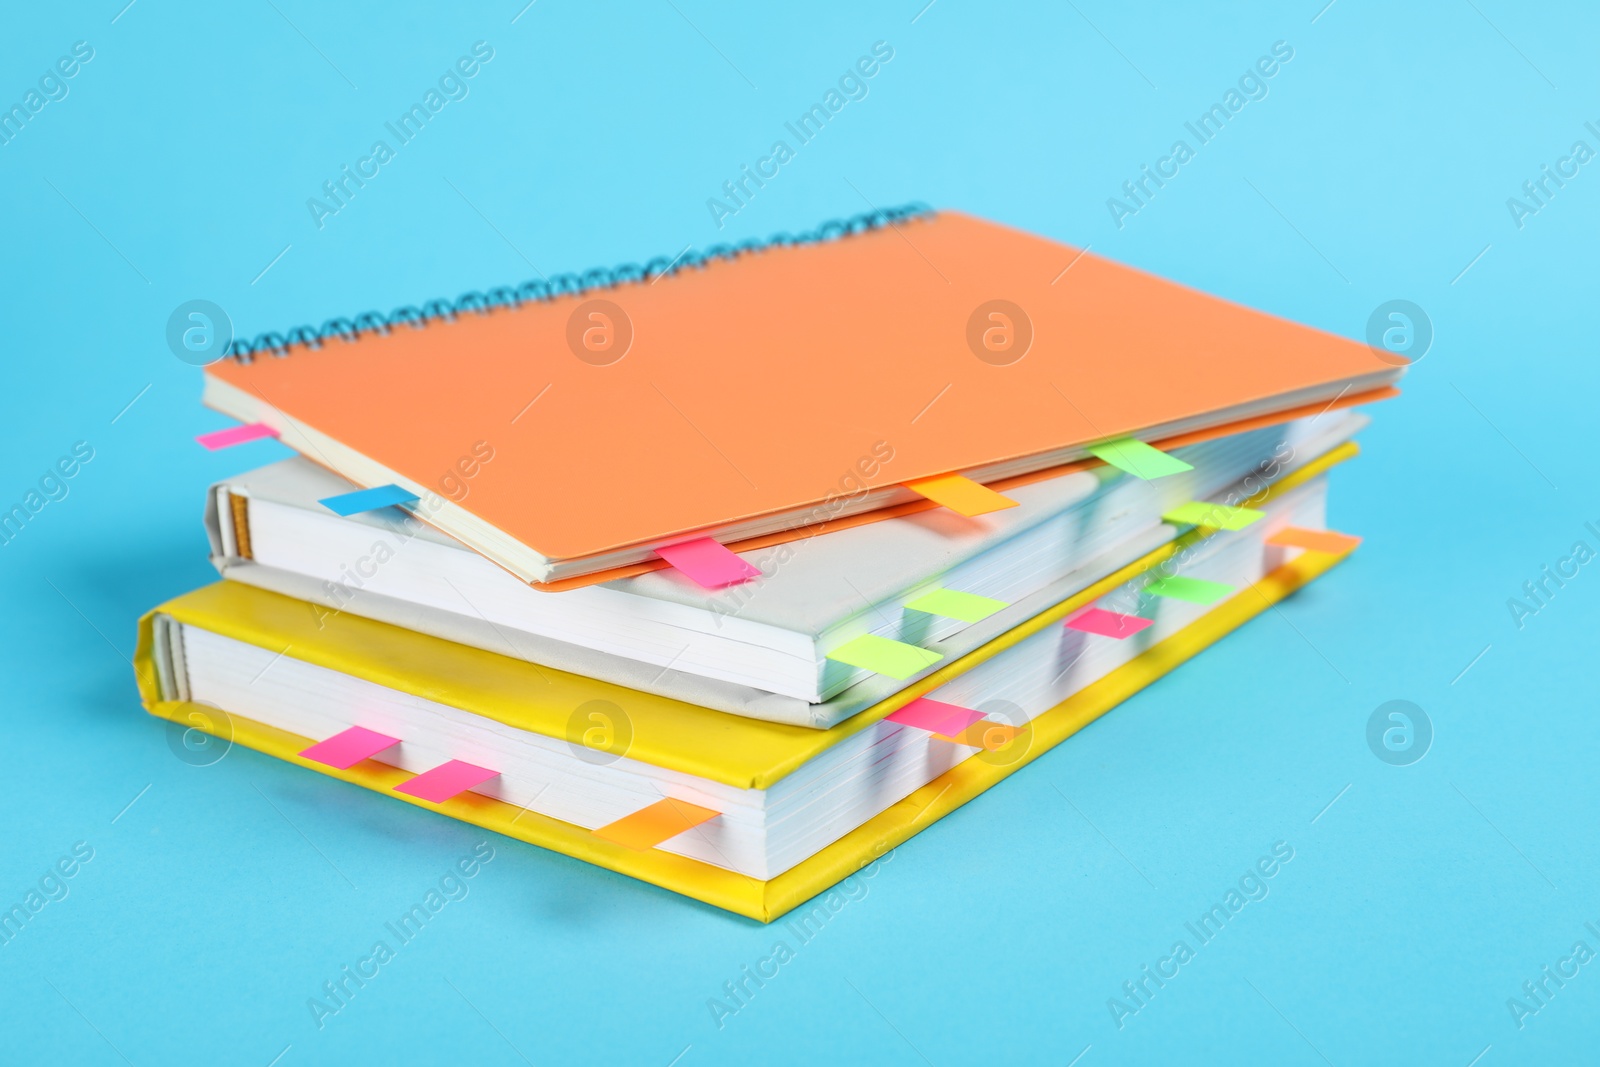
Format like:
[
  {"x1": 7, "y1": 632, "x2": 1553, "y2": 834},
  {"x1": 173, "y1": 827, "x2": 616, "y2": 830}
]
[{"x1": 2, "y1": 1, "x2": 1595, "y2": 1063}]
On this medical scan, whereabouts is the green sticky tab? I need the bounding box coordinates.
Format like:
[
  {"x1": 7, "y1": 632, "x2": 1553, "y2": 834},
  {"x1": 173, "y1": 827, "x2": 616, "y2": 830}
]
[
  {"x1": 904, "y1": 588, "x2": 1010, "y2": 624},
  {"x1": 1145, "y1": 575, "x2": 1235, "y2": 604},
  {"x1": 1161, "y1": 501, "x2": 1265, "y2": 531},
  {"x1": 825, "y1": 634, "x2": 944, "y2": 680},
  {"x1": 1087, "y1": 438, "x2": 1194, "y2": 479}
]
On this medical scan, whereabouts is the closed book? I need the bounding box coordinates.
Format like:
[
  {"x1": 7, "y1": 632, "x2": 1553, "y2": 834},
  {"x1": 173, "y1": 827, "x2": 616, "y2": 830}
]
[{"x1": 203, "y1": 208, "x2": 1400, "y2": 588}]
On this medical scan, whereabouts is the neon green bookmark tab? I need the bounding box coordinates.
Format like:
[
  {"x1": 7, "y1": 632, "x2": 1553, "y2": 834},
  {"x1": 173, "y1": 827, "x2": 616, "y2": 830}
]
[
  {"x1": 1088, "y1": 438, "x2": 1194, "y2": 479},
  {"x1": 825, "y1": 634, "x2": 944, "y2": 680},
  {"x1": 905, "y1": 588, "x2": 1010, "y2": 624},
  {"x1": 1161, "y1": 501, "x2": 1265, "y2": 531},
  {"x1": 1145, "y1": 575, "x2": 1235, "y2": 604}
]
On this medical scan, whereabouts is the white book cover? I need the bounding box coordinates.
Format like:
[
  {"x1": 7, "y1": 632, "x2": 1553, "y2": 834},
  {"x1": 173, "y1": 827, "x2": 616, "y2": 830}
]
[{"x1": 207, "y1": 413, "x2": 1363, "y2": 726}]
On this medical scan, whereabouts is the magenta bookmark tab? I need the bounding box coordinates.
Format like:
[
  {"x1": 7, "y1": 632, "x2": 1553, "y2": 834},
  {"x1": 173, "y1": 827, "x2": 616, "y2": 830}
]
[
  {"x1": 886, "y1": 697, "x2": 985, "y2": 736},
  {"x1": 1066, "y1": 607, "x2": 1154, "y2": 639},
  {"x1": 655, "y1": 537, "x2": 761, "y2": 589},
  {"x1": 196, "y1": 422, "x2": 279, "y2": 450},
  {"x1": 393, "y1": 760, "x2": 499, "y2": 803},
  {"x1": 298, "y1": 726, "x2": 400, "y2": 770}
]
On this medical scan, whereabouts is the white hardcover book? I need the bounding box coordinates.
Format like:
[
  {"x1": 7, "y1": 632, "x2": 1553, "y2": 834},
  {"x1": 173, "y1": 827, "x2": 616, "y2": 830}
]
[{"x1": 206, "y1": 413, "x2": 1363, "y2": 726}]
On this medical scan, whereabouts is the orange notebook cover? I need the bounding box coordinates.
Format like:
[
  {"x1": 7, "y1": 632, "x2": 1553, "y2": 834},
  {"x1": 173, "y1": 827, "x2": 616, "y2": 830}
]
[{"x1": 203, "y1": 208, "x2": 1402, "y2": 587}]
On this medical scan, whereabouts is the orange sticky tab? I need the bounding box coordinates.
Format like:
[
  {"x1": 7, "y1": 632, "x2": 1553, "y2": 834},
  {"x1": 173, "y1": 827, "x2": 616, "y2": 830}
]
[
  {"x1": 903, "y1": 473, "x2": 1018, "y2": 517},
  {"x1": 935, "y1": 720, "x2": 1024, "y2": 751},
  {"x1": 592, "y1": 797, "x2": 721, "y2": 851},
  {"x1": 1266, "y1": 526, "x2": 1362, "y2": 554}
]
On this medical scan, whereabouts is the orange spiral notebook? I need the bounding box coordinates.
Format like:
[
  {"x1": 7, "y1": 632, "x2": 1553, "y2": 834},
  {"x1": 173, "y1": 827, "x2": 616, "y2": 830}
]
[{"x1": 202, "y1": 208, "x2": 1402, "y2": 589}]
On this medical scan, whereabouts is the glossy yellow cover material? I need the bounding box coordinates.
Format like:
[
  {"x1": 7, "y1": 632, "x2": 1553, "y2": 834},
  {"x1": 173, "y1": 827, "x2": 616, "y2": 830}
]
[{"x1": 132, "y1": 443, "x2": 1356, "y2": 920}]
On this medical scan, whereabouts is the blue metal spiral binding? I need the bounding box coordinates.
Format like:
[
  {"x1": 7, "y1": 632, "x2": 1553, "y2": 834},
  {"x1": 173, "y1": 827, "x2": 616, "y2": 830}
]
[{"x1": 226, "y1": 202, "x2": 934, "y2": 361}]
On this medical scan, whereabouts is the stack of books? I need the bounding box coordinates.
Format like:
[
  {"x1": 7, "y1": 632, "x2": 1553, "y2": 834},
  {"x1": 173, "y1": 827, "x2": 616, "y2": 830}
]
[{"x1": 136, "y1": 206, "x2": 1401, "y2": 921}]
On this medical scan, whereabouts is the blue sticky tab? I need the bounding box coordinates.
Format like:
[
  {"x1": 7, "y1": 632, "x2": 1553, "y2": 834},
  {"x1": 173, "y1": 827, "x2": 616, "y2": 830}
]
[{"x1": 318, "y1": 484, "x2": 420, "y2": 517}]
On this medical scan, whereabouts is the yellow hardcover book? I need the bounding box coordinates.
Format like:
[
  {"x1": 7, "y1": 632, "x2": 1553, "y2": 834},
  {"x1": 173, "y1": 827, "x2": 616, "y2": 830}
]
[{"x1": 134, "y1": 446, "x2": 1356, "y2": 921}]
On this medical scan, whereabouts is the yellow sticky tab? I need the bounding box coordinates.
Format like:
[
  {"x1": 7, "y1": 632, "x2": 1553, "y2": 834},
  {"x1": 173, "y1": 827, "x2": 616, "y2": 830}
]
[
  {"x1": 593, "y1": 797, "x2": 721, "y2": 851},
  {"x1": 1266, "y1": 527, "x2": 1362, "y2": 554},
  {"x1": 903, "y1": 474, "x2": 1018, "y2": 517},
  {"x1": 905, "y1": 588, "x2": 1010, "y2": 623}
]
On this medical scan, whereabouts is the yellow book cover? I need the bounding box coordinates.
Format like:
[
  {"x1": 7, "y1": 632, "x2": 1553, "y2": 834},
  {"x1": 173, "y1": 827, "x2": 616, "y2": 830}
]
[{"x1": 134, "y1": 447, "x2": 1356, "y2": 921}]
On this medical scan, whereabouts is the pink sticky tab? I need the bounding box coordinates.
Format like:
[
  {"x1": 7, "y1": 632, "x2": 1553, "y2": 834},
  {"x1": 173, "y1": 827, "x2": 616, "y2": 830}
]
[
  {"x1": 393, "y1": 760, "x2": 499, "y2": 803},
  {"x1": 655, "y1": 537, "x2": 761, "y2": 589},
  {"x1": 886, "y1": 697, "x2": 986, "y2": 736},
  {"x1": 298, "y1": 726, "x2": 399, "y2": 769},
  {"x1": 1065, "y1": 607, "x2": 1154, "y2": 639},
  {"x1": 197, "y1": 422, "x2": 279, "y2": 450}
]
